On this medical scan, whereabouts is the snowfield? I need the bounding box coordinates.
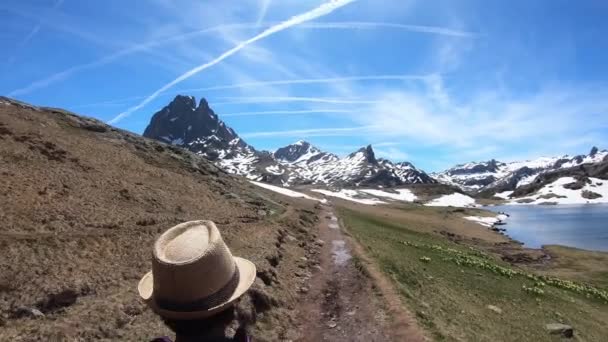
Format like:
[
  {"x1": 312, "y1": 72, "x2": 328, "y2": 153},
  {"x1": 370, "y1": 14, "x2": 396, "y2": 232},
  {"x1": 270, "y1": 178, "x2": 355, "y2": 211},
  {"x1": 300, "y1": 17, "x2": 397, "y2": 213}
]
[
  {"x1": 510, "y1": 177, "x2": 608, "y2": 205},
  {"x1": 311, "y1": 189, "x2": 386, "y2": 205},
  {"x1": 250, "y1": 181, "x2": 326, "y2": 203},
  {"x1": 494, "y1": 190, "x2": 514, "y2": 199},
  {"x1": 359, "y1": 188, "x2": 417, "y2": 202},
  {"x1": 425, "y1": 193, "x2": 477, "y2": 207}
]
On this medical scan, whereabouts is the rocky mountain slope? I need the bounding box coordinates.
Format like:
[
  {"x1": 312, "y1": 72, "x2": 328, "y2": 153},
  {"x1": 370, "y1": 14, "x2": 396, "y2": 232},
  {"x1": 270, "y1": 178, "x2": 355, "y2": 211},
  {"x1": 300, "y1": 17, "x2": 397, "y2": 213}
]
[
  {"x1": 0, "y1": 96, "x2": 320, "y2": 341},
  {"x1": 433, "y1": 147, "x2": 608, "y2": 196},
  {"x1": 143, "y1": 95, "x2": 435, "y2": 188}
]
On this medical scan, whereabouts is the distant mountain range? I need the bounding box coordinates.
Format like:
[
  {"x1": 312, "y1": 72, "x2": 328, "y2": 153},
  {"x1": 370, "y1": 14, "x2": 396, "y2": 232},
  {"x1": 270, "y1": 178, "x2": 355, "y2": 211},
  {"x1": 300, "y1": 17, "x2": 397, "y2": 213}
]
[
  {"x1": 142, "y1": 95, "x2": 435, "y2": 188},
  {"x1": 432, "y1": 147, "x2": 608, "y2": 197},
  {"x1": 142, "y1": 95, "x2": 607, "y2": 195}
]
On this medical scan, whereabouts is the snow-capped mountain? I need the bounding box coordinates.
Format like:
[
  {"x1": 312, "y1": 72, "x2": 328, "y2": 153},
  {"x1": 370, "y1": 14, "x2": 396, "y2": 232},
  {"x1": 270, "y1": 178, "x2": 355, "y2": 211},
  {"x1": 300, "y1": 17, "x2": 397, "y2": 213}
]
[
  {"x1": 143, "y1": 95, "x2": 435, "y2": 188},
  {"x1": 271, "y1": 143, "x2": 435, "y2": 187},
  {"x1": 433, "y1": 147, "x2": 608, "y2": 195}
]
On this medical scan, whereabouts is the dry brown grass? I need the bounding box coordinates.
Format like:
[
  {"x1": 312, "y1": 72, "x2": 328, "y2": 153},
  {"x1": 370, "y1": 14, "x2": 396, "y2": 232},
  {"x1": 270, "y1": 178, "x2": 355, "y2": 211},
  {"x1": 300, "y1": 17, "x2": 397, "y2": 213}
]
[{"x1": 0, "y1": 100, "x2": 320, "y2": 341}]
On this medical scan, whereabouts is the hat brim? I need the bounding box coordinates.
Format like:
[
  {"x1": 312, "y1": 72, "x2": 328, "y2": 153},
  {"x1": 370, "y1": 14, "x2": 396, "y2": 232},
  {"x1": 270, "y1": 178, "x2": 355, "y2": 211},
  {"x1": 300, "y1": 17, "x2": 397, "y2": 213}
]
[{"x1": 137, "y1": 257, "x2": 256, "y2": 320}]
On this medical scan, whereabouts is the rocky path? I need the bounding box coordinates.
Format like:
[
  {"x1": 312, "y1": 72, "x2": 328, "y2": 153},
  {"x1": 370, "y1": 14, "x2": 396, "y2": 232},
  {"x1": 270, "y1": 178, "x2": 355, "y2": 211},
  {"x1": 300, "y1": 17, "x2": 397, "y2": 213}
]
[{"x1": 297, "y1": 204, "x2": 426, "y2": 341}]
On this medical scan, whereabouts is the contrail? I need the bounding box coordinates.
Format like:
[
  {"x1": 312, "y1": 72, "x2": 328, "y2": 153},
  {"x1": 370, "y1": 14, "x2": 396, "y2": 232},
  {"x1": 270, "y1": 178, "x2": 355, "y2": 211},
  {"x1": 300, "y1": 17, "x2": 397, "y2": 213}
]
[
  {"x1": 256, "y1": 0, "x2": 272, "y2": 27},
  {"x1": 222, "y1": 109, "x2": 351, "y2": 117},
  {"x1": 7, "y1": 0, "x2": 65, "y2": 64},
  {"x1": 17, "y1": 0, "x2": 65, "y2": 48},
  {"x1": 74, "y1": 74, "x2": 426, "y2": 109},
  {"x1": 177, "y1": 74, "x2": 428, "y2": 93},
  {"x1": 213, "y1": 96, "x2": 379, "y2": 105},
  {"x1": 297, "y1": 22, "x2": 475, "y2": 37},
  {"x1": 108, "y1": 0, "x2": 356, "y2": 124},
  {"x1": 8, "y1": 17, "x2": 471, "y2": 96},
  {"x1": 7, "y1": 23, "x2": 260, "y2": 97}
]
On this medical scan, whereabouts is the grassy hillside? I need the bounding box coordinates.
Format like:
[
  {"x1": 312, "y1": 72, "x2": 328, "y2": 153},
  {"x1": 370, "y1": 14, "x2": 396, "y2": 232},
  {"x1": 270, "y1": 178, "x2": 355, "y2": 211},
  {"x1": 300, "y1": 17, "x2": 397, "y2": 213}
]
[
  {"x1": 338, "y1": 207, "x2": 608, "y2": 341},
  {"x1": 0, "y1": 98, "x2": 319, "y2": 341}
]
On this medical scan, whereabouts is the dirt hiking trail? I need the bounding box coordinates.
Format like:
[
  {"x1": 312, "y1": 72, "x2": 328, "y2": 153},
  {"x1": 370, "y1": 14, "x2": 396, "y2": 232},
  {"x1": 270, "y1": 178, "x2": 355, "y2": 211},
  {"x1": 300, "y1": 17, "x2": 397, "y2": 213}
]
[{"x1": 297, "y1": 204, "x2": 427, "y2": 341}]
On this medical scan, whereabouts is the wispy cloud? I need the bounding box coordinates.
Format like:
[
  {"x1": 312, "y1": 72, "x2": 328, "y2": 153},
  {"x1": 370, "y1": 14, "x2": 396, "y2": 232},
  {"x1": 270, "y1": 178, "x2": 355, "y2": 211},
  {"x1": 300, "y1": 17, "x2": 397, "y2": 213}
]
[
  {"x1": 375, "y1": 147, "x2": 410, "y2": 161},
  {"x1": 108, "y1": 0, "x2": 357, "y2": 124},
  {"x1": 213, "y1": 96, "x2": 379, "y2": 105},
  {"x1": 348, "y1": 76, "x2": 608, "y2": 160},
  {"x1": 7, "y1": 0, "x2": 65, "y2": 63},
  {"x1": 1, "y1": 1, "x2": 115, "y2": 50},
  {"x1": 72, "y1": 74, "x2": 427, "y2": 109},
  {"x1": 7, "y1": 23, "x2": 256, "y2": 97},
  {"x1": 241, "y1": 125, "x2": 377, "y2": 138},
  {"x1": 255, "y1": 0, "x2": 272, "y2": 27},
  {"x1": 178, "y1": 74, "x2": 429, "y2": 92},
  {"x1": 222, "y1": 109, "x2": 351, "y2": 117},
  {"x1": 8, "y1": 17, "x2": 470, "y2": 97}
]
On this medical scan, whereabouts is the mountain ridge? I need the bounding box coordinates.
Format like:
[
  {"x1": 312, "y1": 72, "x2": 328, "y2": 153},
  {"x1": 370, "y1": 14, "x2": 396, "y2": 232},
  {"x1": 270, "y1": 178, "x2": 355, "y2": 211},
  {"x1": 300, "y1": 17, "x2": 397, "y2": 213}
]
[
  {"x1": 143, "y1": 95, "x2": 435, "y2": 188},
  {"x1": 433, "y1": 147, "x2": 608, "y2": 195},
  {"x1": 139, "y1": 95, "x2": 607, "y2": 195}
]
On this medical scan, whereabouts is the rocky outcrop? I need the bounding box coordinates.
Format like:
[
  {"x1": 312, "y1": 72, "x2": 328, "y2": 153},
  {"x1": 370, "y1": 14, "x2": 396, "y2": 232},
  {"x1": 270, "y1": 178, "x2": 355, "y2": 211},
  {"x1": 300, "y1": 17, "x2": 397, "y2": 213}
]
[
  {"x1": 582, "y1": 190, "x2": 602, "y2": 199},
  {"x1": 143, "y1": 95, "x2": 250, "y2": 161}
]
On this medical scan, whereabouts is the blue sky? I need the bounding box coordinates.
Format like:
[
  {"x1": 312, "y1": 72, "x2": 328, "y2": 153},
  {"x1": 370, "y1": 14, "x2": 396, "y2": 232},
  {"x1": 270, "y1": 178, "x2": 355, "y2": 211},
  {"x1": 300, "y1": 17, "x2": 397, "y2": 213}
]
[{"x1": 2, "y1": 0, "x2": 608, "y2": 172}]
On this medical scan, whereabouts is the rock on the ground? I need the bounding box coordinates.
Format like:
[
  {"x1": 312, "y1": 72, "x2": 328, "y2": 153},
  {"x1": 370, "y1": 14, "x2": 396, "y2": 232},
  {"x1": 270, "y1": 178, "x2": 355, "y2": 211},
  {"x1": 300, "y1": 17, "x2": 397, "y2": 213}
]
[
  {"x1": 546, "y1": 323, "x2": 574, "y2": 338},
  {"x1": 12, "y1": 306, "x2": 45, "y2": 319},
  {"x1": 486, "y1": 305, "x2": 502, "y2": 314}
]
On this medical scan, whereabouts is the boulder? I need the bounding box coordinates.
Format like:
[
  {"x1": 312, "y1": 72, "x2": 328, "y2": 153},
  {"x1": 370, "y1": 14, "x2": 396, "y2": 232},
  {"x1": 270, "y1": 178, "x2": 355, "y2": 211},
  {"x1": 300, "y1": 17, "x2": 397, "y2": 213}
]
[{"x1": 546, "y1": 323, "x2": 573, "y2": 338}]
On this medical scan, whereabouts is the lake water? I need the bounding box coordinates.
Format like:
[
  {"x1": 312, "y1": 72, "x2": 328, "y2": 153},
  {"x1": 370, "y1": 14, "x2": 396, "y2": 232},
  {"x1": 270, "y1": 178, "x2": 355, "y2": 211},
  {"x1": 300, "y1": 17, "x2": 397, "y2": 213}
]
[{"x1": 489, "y1": 204, "x2": 608, "y2": 252}]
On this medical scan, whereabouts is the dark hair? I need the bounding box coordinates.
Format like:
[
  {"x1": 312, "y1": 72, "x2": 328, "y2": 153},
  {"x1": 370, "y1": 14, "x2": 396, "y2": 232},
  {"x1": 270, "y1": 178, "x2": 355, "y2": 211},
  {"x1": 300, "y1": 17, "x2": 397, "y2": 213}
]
[{"x1": 162, "y1": 306, "x2": 237, "y2": 339}]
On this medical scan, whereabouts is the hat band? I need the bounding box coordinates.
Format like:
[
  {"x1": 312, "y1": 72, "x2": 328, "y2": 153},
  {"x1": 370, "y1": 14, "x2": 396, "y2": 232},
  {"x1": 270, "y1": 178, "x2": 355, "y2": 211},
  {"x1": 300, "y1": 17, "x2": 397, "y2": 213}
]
[{"x1": 155, "y1": 263, "x2": 240, "y2": 312}]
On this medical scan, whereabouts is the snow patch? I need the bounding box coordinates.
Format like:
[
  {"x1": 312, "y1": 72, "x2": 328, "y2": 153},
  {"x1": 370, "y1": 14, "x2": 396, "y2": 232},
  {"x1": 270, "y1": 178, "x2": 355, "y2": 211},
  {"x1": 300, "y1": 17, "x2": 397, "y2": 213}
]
[
  {"x1": 494, "y1": 191, "x2": 513, "y2": 199},
  {"x1": 425, "y1": 193, "x2": 477, "y2": 207},
  {"x1": 510, "y1": 177, "x2": 608, "y2": 205},
  {"x1": 250, "y1": 181, "x2": 326, "y2": 203},
  {"x1": 464, "y1": 215, "x2": 503, "y2": 227},
  {"x1": 312, "y1": 189, "x2": 386, "y2": 205},
  {"x1": 360, "y1": 189, "x2": 417, "y2": 202},
  {"x1": 265, "y1": 165, "x2": 284, "y2": 175}
]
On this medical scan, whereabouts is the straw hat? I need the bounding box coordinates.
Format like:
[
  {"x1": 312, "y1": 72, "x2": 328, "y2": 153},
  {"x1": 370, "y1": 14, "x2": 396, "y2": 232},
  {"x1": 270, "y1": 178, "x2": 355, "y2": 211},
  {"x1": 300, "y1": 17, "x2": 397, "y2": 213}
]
[{"x1": 137, "y1": 220, "x2": 256, "y2": 320}]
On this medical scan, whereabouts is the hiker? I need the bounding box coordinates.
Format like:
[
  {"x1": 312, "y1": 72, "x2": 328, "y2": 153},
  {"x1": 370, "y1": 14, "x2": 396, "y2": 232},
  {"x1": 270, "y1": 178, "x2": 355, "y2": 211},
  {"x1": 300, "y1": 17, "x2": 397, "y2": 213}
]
[{"x1": 137, "y1": 221, "x2": 257, "y2": 342}]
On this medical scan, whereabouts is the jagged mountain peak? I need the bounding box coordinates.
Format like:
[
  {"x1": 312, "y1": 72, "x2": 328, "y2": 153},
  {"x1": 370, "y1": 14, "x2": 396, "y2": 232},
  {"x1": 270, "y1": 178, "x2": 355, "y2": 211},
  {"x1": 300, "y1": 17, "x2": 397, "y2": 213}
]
[
  {"x1": 590, "y1": 146, "x2": 599, "y2": 156},
  {"x1": 143, "y1": 94, "x2": 249, "y2": 157},
  {"x1": 349, "y1": 145, "x2": 377, "y2": 164},
  {"x1": 274, "y1": 140, "x2": 323, "y2": 163},
  {"x1": 169, "y1": 94, "x2": 196, "y2": 108},
  {"x1": 143, "y1": 96, "x2": 435, "y2": 187}
]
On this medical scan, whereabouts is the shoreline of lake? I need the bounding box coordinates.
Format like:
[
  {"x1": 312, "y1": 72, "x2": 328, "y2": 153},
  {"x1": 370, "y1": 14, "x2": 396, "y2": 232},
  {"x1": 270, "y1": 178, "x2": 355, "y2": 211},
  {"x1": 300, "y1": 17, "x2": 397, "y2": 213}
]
[{"x1": 487, "y1": 203, "x2": 608, "y2": 253}]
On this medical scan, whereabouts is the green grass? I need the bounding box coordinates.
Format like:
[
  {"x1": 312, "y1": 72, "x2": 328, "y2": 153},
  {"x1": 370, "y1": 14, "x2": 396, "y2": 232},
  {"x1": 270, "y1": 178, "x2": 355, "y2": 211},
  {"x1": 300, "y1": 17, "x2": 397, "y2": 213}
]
[{"x1": 338, "y1": 207, "x2": 608, "y2": 342}]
